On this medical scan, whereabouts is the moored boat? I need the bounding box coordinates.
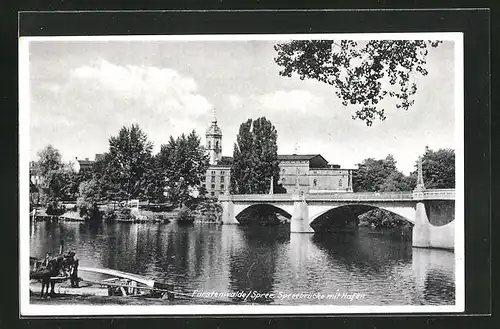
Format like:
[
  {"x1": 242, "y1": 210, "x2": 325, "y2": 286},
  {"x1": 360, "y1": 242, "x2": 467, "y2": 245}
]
[{"x1": 29, "y1": 258, "x2": 174, "y2": 299}]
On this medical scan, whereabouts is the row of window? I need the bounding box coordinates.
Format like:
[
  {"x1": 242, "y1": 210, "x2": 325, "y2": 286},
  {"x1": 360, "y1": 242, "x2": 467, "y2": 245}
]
[
  {"x1": 210, "y1": 171, "x2": 226, "y2": 175},
  {"x1": 202, "y1": 183, "x2": 225, "y2": 190},
  {"x1": 205, "y1": 176, "x2": 226, "y2": 183}
]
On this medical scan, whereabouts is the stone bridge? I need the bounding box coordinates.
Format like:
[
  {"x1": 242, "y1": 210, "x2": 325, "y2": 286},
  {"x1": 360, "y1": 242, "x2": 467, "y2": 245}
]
[{"x1": 218, "y1": 189, "x2": 456, "y2": 250}]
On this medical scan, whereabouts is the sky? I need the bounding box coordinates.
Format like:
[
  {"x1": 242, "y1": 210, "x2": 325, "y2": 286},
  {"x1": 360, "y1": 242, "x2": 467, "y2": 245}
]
[{"x1": 26, "y1": 37, "x2": 457, "y2": 174}]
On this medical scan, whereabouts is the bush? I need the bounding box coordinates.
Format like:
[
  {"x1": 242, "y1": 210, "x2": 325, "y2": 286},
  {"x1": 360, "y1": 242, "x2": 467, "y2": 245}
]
[
  {"x1": 77, "y1": 202, "x2": 100, "y2": 220},
  {"x1": 177, "y1": 206, "x2": 194, "y2": 223},
  {"x1": 101, "y1": 208, "x2": 117, "y2": 221},
  {"x1": 117, "y1": 207, "x2": 132, "y2": 220},
  {"x1": 203, "y1": 201, "x2": 222, "y2": 222},
  {"x1": 46, "y1": 200, "x2": 65, "y2": 216}
]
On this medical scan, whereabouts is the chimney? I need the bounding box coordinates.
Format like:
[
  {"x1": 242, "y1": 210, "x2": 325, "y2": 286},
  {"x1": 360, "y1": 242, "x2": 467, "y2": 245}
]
[{"x1": 85, "y1": 158, "x2": 89, "y2": 161}]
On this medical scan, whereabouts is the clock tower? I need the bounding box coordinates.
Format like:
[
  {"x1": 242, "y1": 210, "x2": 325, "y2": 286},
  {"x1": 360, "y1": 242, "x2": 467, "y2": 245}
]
[{"x1": 206, "y1": 110, "x2": 222, "y2": 165}]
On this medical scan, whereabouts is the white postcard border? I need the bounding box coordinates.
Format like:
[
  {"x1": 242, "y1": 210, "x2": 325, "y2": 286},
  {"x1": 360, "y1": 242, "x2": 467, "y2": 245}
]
[{"x1": 19, "y1": 32, "x2": 465, "y2": 316}]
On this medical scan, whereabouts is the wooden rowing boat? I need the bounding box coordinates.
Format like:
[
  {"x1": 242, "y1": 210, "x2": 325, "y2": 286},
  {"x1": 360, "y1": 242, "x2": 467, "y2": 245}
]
[
  {"x1": 29, "y1": 264, "x2": 174, "y2": 299},
  {"x1": 30, "y1": 248, "x2": 174, "y2": 299},
  {"x1": 78, "y1": 267, "x2": 156, "y2": 287}
]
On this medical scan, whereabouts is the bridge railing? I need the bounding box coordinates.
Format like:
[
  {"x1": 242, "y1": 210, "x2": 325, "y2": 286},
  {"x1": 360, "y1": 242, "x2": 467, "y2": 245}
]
[
  {"x1": 219, "y1": 194, "x2": 296, "y2": 202},
  {"x1": 305, "y1": 192, "x2": 414, "y2": 201},
  {"x1": 417, "y1": 189, "x2": 455, "y2": 200},
  {"x1": 219, "y1": 189, "x2": 455, "y2": 202}
]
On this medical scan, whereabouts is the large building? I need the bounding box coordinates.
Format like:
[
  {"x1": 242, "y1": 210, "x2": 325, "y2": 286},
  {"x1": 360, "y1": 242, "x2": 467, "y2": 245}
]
[
  {"x1": 202, "y1": 117, "x2": 355, "y2": 197},
  {"x1": 277, "y1": 154, "x2": 353, "y2": 194}
]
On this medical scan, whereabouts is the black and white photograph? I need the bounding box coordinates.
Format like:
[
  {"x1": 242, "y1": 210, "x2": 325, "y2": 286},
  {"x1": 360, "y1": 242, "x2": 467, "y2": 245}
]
[{"x1": 19, "y1": 32, "x2": 464, "y2": 315}]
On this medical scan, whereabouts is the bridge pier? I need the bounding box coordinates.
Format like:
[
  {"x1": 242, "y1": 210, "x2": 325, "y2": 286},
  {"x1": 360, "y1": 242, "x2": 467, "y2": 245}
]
[
  {"x1": 413, "y1": 201, "x2": 431, "y2": 248},
  {"x1": 412, "y1": 198, "x2": 454, "y2": 250},
  {"x1": 220, "y1": 199, "x2": 238, "y2": 224},
  {"x1": 290, "y1": 200, "x2": 314, "y2": 233}
]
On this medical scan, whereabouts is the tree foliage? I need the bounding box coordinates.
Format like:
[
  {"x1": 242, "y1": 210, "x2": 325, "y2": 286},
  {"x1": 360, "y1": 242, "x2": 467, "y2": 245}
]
[
  {"x1": 230, "y1": 117, "x2": 281, "y2": 194},
  {"x1": 359, "y1": 208, "x2": 413, "y2": 229},
  {"x1": 32, "y1": 145, "x2": 77, "y2": 205},
  {"x1": 88, "y1": 153, "x2": 112, "y2": 201},
  {"x1": 102, "y1": 124, "x2": 155, "y2": 201},
  {"x1": 353, "y1": 155, "x2": 413, "y2": 192},
  {"x1": 140, "y1": 155, "x2": 167, "y2": 203},
  {"x1": 411, "y1": 146, "x2": 455, "y2": 188},
  {"x1": 274, "y1": 40, "x2": 442, "y2": 126},
  {"x1": 77, "y1": 179, "x2": 101, "y2": 219},
  {"x1": 36, "y1": 145, "x2": 63, "y2": 176},
  {"x1": 158, "y1": 130, "x2": 209, "y2": 206},
  {"x1": 354, "y1": 147, "x2": 454, "y2": 193}
]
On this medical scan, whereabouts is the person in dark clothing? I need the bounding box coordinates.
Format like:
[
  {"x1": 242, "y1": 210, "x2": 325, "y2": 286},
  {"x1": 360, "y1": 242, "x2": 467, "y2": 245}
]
[
  {"x1": 62, "y1": 251, "x2": 79, "y2": 288},
  {"x1": 70, "y1": 256, "x2": 79, "y2": 288}
]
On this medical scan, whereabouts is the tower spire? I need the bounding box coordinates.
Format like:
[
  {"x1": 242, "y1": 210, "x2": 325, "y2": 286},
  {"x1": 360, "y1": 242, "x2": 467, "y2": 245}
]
[{"x1": 212, "y1": 108, "x2": 217, "y2": 124}]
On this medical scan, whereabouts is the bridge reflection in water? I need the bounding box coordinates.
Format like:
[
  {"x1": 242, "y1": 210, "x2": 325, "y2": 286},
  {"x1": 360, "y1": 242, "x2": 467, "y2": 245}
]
[{"x1": 30, "y1": 221, "x2": 455, "y2": 305}]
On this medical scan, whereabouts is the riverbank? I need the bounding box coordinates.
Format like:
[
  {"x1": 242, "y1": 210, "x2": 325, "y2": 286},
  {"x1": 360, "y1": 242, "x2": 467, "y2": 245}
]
[
  {"x1": 109, "y1": 198, "x2": 222, "y2": 224},
  {"x1": 32, "y1": 198, "x2": 224, "y2": 224},
  {"x1": 32, "y1": 209, "x2": 85, "y2": 222}
]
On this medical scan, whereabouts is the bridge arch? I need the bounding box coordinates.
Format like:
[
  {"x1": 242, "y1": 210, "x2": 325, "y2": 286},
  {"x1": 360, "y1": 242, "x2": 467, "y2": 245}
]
[
  {"x1": 308, "y1": 204, "x2": 415, "y2": 233},
  {"x1": 234, "y1": 203, "x2": 293, "y2": 225}
]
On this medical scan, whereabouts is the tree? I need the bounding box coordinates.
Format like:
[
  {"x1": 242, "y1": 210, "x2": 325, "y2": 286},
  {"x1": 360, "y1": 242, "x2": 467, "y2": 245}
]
[
  {"x1": 230, "y1": 119, "x2": 254, "y2": 193},
  {"x1": 89, "y1": 152, "x2": 114, "y2": 202},
  {"x1": 186, "y1": 131, "x2": 211, "y2": 189},
  {"x1": 139, "y1": 155, "x2": 167, "y2": 203},
  {"x1": 410, "y1": 147, "x2": 455, "y2": 188},
  {"x1": 353, "y1": 154, "x2": 416, "y2": 228},
  {"x1": 36, "y1": 145, "x2": 63, "y2": 176},
  {"x1": 60, "y1": 166, "x2": 82, "y2": 201},
  {"x1": 158, "y1": 130, "x2": 209, "y2": 206},
  {"x1": 103, "y1": 124, "x2": 154, "y2": 201},
  {"x1": 354, "y1": 155, "x2": 409, "y2": 192},
  {"x1": 379, "y1": 171, "x2": 415, "y2": 192},
  {"x1": 231, "y1": 117, "x2": 280, "y2": 194},
  {"x1": 198, "y1": 185, "x2": 208, "y2": 198},
  {"x1": 77, "y1": 179, "x2": 101, "y2": 220},
  {"x1": 274, "y1": 40, "x2": 442, "y2": 126},
  {"x1": 32, "y1": 145, "x2": 74, "y2": 205},
  {"x1": 253, "y1": 118, "x2": 281, "y2": 193}
]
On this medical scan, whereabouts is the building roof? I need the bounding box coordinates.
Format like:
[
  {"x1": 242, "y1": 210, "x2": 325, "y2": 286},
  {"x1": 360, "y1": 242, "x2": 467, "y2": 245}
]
[
  {"x1": 217, "y1": 154, "x2": 336, "y2": 167},
  {"x1": 77, "y1": 160, "x2": 94, "y2": 166},
  {"x1": 277, "y1": 154, "x2": 327, "y2": 162}
]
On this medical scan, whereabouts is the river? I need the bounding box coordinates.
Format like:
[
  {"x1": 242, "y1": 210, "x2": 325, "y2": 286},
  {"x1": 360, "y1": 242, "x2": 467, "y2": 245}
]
[{"x1": 29, "y1": 221, "x2": 455, "y2": 305}]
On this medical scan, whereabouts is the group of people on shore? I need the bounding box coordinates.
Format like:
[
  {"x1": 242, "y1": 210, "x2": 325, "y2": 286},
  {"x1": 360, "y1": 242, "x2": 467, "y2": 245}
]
[{"x1": 30, "y1": 251, "x2": 80, "y2": 297}]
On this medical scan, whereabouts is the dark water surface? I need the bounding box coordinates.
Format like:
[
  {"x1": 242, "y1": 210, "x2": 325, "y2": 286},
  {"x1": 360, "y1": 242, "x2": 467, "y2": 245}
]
[{"x1": 30, "y1": 221, "x2": 455, "y2": 305}]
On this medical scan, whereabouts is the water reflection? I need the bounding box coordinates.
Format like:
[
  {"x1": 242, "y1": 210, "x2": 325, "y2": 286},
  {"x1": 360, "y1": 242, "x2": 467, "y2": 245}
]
[
  {"x1": 29, "y1": 221, "x2": 455, "y2": 305},
  {"x1": 227, "y1": 226, "x2": 290, "y2": 303},
  {"x1": 412, "y1": 247, "x2": 455, "y2": 304}
]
